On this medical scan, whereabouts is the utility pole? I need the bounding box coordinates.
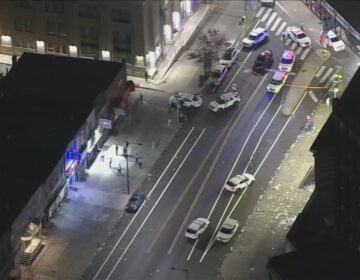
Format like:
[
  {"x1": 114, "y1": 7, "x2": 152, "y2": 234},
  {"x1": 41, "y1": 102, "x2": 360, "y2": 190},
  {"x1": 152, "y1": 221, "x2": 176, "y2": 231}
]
[{"x1": 122, "y1": 140, "x2": 143, "y2": 194}]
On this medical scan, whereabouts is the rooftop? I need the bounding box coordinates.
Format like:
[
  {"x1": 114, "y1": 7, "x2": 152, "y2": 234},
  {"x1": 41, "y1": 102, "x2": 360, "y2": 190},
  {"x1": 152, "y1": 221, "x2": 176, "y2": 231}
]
[{"x1": 0, "y1": 53, "x2": 123, "y2": 232}]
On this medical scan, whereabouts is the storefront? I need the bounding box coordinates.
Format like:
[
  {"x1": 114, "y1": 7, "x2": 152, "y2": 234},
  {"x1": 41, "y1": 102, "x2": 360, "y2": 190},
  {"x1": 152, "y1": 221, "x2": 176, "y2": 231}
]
[{"x1": 85, "y1": 124, "x2": 110, "y2": 169}]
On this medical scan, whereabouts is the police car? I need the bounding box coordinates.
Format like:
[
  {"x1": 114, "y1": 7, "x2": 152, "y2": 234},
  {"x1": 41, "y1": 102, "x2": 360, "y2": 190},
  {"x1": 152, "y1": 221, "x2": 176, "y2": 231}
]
[
  {"x1": 209, "y1": 91, "x2": 241, "y2": 112},
  {"x1": 286, "y1": 26, "x2": 311, "y2": 48},
  {"x1": 278, "y1": 49, "x2": 295, "y2": 72},
  {"x1": 242, "y1": 27, "x2": 269, "y2": 49},
  {"x1": 267, "y1": 71, "x2": 289, "y2": 93},
  {"x1": 326, "y1": 30, "x2": 345, "y2": 52}
]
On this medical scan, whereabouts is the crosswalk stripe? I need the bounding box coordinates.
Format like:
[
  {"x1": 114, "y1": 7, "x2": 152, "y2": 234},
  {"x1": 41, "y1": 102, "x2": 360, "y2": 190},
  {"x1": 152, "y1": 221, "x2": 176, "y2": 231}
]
[
  {"x1": 276, "y1": 22, "x2": 287, "y2": 36},
  {"x1": 271, "y1": 18, "x2": 282, "y2": 32},
  {"x1": 308, "y1": 90, "x2": 319, "y2": 103},
  {"x1": 256, "y1": 7, "x2": 266, "y2": 18},
  {"x1": 261, "y1": 8, "x2": 272, "y2": 22},
  {"x1": 315, "y1": 66, "x2": 326, "y2": 78},
  {"x1": 266, "y1": 12, "x2": 277, "y2": 27},
  {"x1": 295, "y1": 47, "x2": 302, "y2": 55},
  {"x1": 300, "y1": 47, "x2": 311, "y2": 60},
  {"x1": 324, "y1": 73, "x2": 336, "y2": 88},
  {"x1": 319, "y1": 68, "x2": 334, "y2": 84},
  {"x1": 290, "y1": 42, "x2": 297, "y2": 50}
]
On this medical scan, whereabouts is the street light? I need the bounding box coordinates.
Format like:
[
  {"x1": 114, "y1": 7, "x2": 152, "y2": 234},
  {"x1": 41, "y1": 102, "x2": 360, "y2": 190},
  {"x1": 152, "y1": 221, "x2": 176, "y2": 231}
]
[
  {"x1": 170, "y1": 267, "x2": 189, "y2": 280},
  {"x1": 122, "y1": 140, "x2": 143, "y2": 194}
]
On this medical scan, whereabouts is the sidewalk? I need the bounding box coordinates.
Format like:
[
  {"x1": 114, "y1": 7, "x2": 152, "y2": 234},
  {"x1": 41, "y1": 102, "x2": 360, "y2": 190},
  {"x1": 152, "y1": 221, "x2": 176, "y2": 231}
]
[{"x1": 220, "y1": 102, "x2": 331, "y2": 279}]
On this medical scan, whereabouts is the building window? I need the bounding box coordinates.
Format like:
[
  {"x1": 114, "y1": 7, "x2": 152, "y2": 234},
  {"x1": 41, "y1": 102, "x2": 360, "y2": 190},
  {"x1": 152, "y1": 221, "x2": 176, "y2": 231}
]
[
  {"x1": 13, "y1": 38, "x2": 35, "y2": 49},
  {"x1": 113, "y1": 49, "x2": 131, "y2": 62},
  {"x1": 14, "y1": 17, "x2": 33, "y2": 32},
  {"x1": 111, "y1": 8, "x2": 131, "y2": 23},
  {"x1": 80, "y1": 26, "x2": 98, "y2": 41},
  {"x1": 80, "y1": 42, "x2": 99, "y2": 59},
  {"x1": 47, "y1": 20, "x2": 67, "y2": 37},
  {"x1": 12, "y1": 0, "x2": 31, "y2": 9},
  {"x1": 79, "y1": 3, "x2": 98, "y2": 18},
  {"x1": 113, "y1": 31, "x2": 131, "y2": 52},
  {"x1": 47, "y1": 42, "x2": 68, "y2": 54},
  {"x1": 45, "y1": 0, "x2": 64, "y2": 13}
]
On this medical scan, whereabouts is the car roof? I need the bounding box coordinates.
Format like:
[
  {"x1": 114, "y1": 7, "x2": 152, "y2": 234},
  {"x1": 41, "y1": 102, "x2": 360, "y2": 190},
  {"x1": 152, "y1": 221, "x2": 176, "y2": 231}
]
[
  {"x1": 272, "y1": 71, "x2": 287, "y2": 81},
  {"x1": 281, "y1": 49, "x2": 295, "y2": 59},
  {"x1": 225, "y1": 48, "x2": 235, "y2": 53},
  {"x1": 213, "y1": 64, "x2": 226, "y2": 71},
  {"x1": 251, "y1": 27, "x2": 266, "y2": 35}
]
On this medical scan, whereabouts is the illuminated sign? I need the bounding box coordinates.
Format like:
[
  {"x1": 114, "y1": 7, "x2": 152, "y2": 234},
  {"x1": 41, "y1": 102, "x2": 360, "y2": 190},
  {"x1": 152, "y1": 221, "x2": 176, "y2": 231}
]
[
  {"x1": 99, "y1": 118, "x2": 112, "y2": 129},
  {"x1": 67, "y1": 151, "x2": 82, "y2": 161}
]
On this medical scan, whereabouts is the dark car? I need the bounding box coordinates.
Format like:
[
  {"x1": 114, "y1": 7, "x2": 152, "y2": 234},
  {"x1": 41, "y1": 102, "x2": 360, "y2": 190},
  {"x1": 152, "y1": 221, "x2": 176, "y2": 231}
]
[
  {"x1": 253, "y1": 50, "x2": 274, "y2": 75},
  {"x1": 126, "y1": 190, "x2": 146, "y2": 213}
]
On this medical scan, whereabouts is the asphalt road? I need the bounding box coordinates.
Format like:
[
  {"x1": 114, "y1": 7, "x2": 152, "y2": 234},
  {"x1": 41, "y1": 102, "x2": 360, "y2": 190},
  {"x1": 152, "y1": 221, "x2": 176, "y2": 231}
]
[{"x1": 82, "y1": 2, "x2": 354, "y2": 280}]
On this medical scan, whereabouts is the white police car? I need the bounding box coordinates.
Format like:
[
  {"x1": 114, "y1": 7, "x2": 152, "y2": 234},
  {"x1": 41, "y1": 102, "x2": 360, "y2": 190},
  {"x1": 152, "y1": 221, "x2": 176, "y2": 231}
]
[
  {"x1": 242, "y1": 27, "x2": 269, "y2": 49},
  {"x1": 278, "y1": 49, "x2": 295, "y2": 72},
  {"x1": 326, "y1": 30, "x2": 345, "y2": 52},
  {"x1": 209, "y1": 91, "x2": 240, "y2": 112},
  {"x1": 286, "y1": 26, "x2": 311, "y2": 48},
  {"x1": 267, "y1": 71, "x2": 289, "y2": 93}
]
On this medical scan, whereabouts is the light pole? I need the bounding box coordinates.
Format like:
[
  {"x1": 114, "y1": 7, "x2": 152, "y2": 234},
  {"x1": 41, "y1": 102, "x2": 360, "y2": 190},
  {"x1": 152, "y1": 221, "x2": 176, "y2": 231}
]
[
  {"x1": 170, "y1": 267, "x2": 189, "y2": 280},
  {"x1": 122, "y1": 140, "x2": 143, "y2": 194}
]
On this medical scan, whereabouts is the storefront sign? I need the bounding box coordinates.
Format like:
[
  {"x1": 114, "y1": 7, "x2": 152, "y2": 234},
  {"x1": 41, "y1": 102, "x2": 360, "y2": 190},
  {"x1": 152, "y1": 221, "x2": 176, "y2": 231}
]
[
  {"x1": 99, "y1": 118, "x2": 112, "y2": 129},
  {"x1": 68, "y1": 151, "x2": 82, "y2": 161},
  {"x1": 114, "y1": 107, "x2": 126, "y2": 116}
]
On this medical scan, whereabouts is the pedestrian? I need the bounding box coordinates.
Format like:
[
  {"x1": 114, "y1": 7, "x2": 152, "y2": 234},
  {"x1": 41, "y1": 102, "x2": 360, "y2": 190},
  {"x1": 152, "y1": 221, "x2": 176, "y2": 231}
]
[
  {"x1": 135, "y1": 155, "x2": 139, "y2": 165},
  {"x1": 231, "y1": 83, "x2": 237, "y2": 92},
  {"x1": 139, "y1": 93, "x2": 143, "y2": 104},
  {"x1": 167, "y1": 118, "x2": 172, "y2": 127},
  {"x1": 109, "y1": 157, "x2": 112, "y2": 168},
  {"x1": 123, "y1": 146, "x2": 127, "y2": 155},
  {"x1": 144, "y1": 70, "x2": 148, "y2": 82},
  {"x1": 115, "y1": 145, "x2": 118, "y2": 155},
  {"x1": 322, "y1": 47, "x2": 328, "y2": 57},
  {"x1": 300, "y1": 22, "x2": 304, "y2": 31},
  {"x1": 117, "y1": 165, "x2": 122, "y2": 176},
  {"x1": 138, "y1": 157, "x2": 143, "y2": 168},
  {"x1": 281, "y1": 31, "x2": 286, "y2": 41}
]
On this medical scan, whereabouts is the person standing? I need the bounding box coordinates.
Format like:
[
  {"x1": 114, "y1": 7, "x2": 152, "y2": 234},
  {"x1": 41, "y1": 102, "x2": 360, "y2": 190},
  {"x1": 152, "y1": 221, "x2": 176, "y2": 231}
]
[
  {"x1": 115, "y1": 145, "x2": 118, "y2": 155},
  {"x1": 144, "y1": 70, "x2": 148, "y2": 82},
  {"x1": 139, "y1": 94, "x2": 143, "y2": 104},
  {"x1": 117, "y1": 165, "x2": 122, "y2": 176},
  {"x1": 109, "y1": 157, "x2": 112, "y2": 168},
  {"x1": 138, "y1": 157, "x2": 143, "y2": 168}
]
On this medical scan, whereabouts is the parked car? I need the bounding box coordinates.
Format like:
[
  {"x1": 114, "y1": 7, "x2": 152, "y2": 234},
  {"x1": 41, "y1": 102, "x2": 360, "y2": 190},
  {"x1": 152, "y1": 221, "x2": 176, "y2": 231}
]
[
  {"x1": 169, "y1": 93, "x2": 203, "y2": 108},
  {"x1": 266, "y1": 71, "x2": 289, "y2": 93},
  {"x1": 220, "y1": 47, "x2": 240, "y2": 68},
  {"x1": 210, "y1": 65, "x2": 228, "y2": 86},
  {"x1": 242, "y1": 27, "x2": 269, "y2": 49},
  {"x1": 216, "y1": 218, "x2": 239, "y2": 242},
  {"x1": 125, "y1": 190, "x2": 146, "y2": 213},
  {"x1": 253, "y1": 50, "x2": 274, "y2": 74},
  {"x1": 326, "y1": 30, "x2": 345, "y2": 52},
  {"x1": 209, "y1": 91, "x2": 241, "y2": 112},
  {"x1": 224, "y1": 173, "x2": 255, "y2": 192},
  {"x1": 260, "y1": 0, "x2": 275, "y2": 7},
  {"x1": 185, "y1": 218, "x2": 210, "y2": 239},
  {"x1": 278, "y1": 49, "x2": 295, "y2": 72},
  {"x1": 286, "y1": 26, "x2": 311, "y2": 47}
]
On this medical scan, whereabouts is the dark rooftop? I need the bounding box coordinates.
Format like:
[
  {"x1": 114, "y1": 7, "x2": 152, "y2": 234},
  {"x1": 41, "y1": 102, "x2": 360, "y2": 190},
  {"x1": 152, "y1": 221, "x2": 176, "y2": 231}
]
[
  {"x1": 326, "y1": 1, "x2": 360, "y2": 34},
  {"x1": 0, "y1": 53, "x2": 123, "y2": 232}
]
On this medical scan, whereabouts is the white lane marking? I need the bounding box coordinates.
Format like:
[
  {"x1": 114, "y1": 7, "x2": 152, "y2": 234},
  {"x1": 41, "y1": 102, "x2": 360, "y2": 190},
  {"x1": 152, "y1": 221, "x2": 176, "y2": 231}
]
[
  {"x1": 92, "y1": 127, "x2": 195, "y2": 280},
  {"x1": 315, "y1": 66, "x2": 326, "y2": 78},
  {"x1": 254, "y1": 90, "x2": 309, "y2": 176},
  {"x1": 300, "y1": 46, "x2": 312, "y2": 60},
  {"x1": 266, "y1": 12, "x2": 277, "y2": 27},
  {"x1": 308, "y1": 90, "x2": 318, "y2": 103},
  {"x1": 295, "y1": 47, "x2": 302, "y2": 55},
  {"x1": 255, "y1": 7, "x2": 265, "y2": 18},
  {"x1": 324, "y1": 73, "x2": 336, "y2": 88},
  {"x1": 319, "y1": 68, "x2": 334, "y2": 84},
  {"x1": 271, "y1": 17, "x2": 282, "y2": 32},
  {"x1": 186, "y1": 239, "x2": 198, "y2": 260},
  {"x1": 290, "y1": 42, "x2": 297, "y2": 50},
  {"x1": 276, "y1": 0, "x2": 291, "y2": 17},
  {"x1": 276, "y1": 22, "x2": 287, "y2": 36},
  {"x1": 261, "y1": 8, "x2": 272, "y2": 22},
  {"x1": 244, "y1": 104, "x2": 283, "y2": 172},
  {"x1": 224, "y1": 48, "x2": 255, "y2": 92},
  {"x1": 104, "y1": 129, "x2": 206, "y2": 280}
]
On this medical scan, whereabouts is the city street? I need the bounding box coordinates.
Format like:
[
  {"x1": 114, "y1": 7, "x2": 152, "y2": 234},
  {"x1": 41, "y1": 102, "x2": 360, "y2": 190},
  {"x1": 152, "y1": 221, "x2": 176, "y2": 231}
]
[{"x1": 32, "y1": 1, "x2": 360, "y2": 280}]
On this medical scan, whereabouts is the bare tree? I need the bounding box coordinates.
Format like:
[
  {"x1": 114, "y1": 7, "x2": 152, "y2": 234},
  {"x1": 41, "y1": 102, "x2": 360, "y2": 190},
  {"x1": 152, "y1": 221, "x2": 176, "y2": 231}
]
[{"x1": 188, "y1": 28, "x2": 230, "y2": 76}]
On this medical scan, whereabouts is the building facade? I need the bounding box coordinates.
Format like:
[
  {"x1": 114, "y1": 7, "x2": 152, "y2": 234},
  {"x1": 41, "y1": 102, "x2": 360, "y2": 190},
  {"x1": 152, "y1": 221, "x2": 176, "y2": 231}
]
[{"x1": 0, "y1": 0, "x2": 206, "y2": 77}]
